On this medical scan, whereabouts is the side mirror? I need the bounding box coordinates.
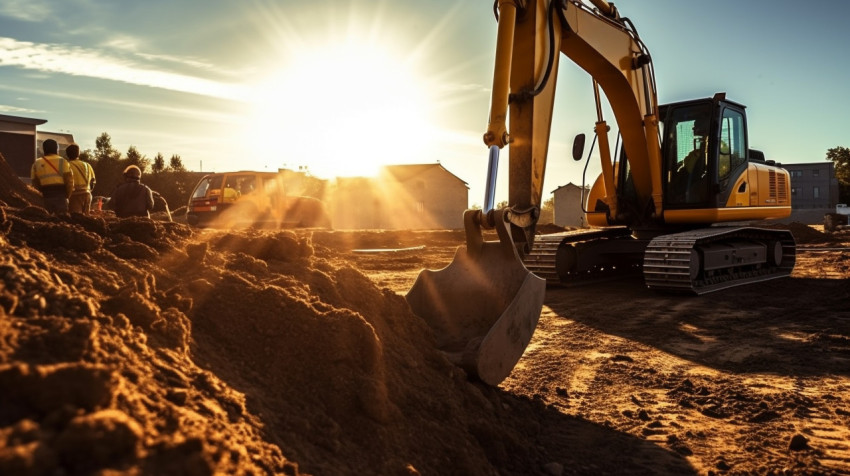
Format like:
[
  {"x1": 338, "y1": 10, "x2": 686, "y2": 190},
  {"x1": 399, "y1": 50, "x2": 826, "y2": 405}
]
[{"x1": 572, "y1": 133, "x2": 586, "y2": 161}]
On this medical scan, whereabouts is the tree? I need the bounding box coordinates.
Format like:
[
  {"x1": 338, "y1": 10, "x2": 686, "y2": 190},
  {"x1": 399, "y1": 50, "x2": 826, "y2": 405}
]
[
  {"x1": 539, "y1": 196, "x2": 555, "y2": 224},
  {"x1": 90, "y1": 133, "x2": 123, "y2": 197},
  {"x1": 152, "y1": 153, "x2": 166, "y2": 174},
  {"x1": 77, "y1": 132, "x2": 203, "y2": 209},
  {"x1": 94, "y1": 132, "x2": 121, "y2": 164},
  {"x1": 827, "y1": 146, "x2": 850, "y2": 203},
  {"x1": 169, "y1": 154, "x2": 185, "y2": 172}
]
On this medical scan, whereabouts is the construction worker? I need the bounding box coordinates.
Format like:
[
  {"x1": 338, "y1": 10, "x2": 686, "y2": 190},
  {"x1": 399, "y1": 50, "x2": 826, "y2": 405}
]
[
  {"x1": 223, "y1": 182, "x2": 240, "y2": 202},
  {"x1": 110, "y1": 165, "x2": 154, "y2": 218},
  {"x1": 31, "y1": 138, "x2": 74, "y2": 214},
  {"x1": 66, "y1": 143, "x2": 96, "y2": 214}
]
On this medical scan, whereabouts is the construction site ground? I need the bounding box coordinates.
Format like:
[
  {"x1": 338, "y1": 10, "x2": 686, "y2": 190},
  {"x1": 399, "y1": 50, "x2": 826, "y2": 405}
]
[
  {"x1": 1, "y1": 158, "x2": 849, "y2": 475},
  {"x1": 348, "y1": 224, "x2": 850, "y2": 475}
]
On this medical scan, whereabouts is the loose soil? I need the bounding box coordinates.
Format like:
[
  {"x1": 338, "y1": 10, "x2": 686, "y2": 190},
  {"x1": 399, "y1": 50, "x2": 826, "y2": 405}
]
[{"x1": 2, "y1": 153, "x2": 849, "y2": 475}]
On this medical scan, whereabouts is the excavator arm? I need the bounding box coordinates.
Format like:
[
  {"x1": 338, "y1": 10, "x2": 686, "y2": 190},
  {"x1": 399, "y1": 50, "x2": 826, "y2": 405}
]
[
  {"x1": 407, "y1": 0, "x2": 663, "y2": 386},
  {"x1": 486, "y1": 0, "x2": 664, "y2": 238}
]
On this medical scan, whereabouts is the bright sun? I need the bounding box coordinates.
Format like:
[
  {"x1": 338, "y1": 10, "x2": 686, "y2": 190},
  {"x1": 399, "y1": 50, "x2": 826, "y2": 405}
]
[{"x1": 248, "y1": 40, "x2": 434, "y2": 178}]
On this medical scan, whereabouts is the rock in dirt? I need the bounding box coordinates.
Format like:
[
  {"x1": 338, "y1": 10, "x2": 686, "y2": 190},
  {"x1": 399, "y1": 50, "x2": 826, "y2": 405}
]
[{"x1": 788, "y1": 434, "x2": 810, "y2": 451}]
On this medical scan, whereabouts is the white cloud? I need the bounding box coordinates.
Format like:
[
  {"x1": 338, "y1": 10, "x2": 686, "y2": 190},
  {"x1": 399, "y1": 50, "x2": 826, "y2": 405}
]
[
  {"x1": 100, "y1": 35, "x2": 142, "y2": 52},
  {"x1": 0, "y1": 37, "x2": 248, "y2": 101},
  {"x1": 0, "y1": 0, "x2": 51, "y2": 22},
  {"x1": 0, "y1": 83, "x2": 240, "y2": 124},
  {"x1": 0, "y1": 103, "x2": 41, "y2": 114},
  {"x1": 134, "y1": 52, "x2": 218, "y2": 71}
]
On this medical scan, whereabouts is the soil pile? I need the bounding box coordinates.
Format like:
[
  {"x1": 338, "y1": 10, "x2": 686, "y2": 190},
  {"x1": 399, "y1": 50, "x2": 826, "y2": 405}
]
[
  {"x1": 0, "y1": 153, "x2": 42, "y2": 208},
  {"x1": 0, "y1": 154, "x2": 556, "y2": 475}
]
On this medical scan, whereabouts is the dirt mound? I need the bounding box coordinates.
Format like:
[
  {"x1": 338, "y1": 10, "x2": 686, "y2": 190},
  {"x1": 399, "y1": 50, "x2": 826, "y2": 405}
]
[
  {"x1": 782, "y1": 221, "x2": 834, "y2": 243},
  {"x1": 0, "y1": 192, "x2": 564, "y2": 474},
  {"x1": 757, "y1": 221, "x2": 838, "y2": 244},
  {"x1": 0, "y1": 153, "x2": 42, "y2": 208}
]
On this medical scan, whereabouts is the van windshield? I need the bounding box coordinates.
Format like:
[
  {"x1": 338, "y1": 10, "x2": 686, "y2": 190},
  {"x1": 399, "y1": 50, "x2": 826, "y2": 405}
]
[
  {"x1": 192, "y1": 176, "x2": 224, "y2": 199},
  {"x1": 191, "y1": 178, "x2": 212, "y2": 199}
]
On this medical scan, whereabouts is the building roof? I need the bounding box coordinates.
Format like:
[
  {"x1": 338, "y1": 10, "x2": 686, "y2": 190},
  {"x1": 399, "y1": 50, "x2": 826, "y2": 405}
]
[
  {"x1": 551, "y1": 182, "x2": 589, "y2": 194},
  {"x1": 37, "y1": 131, "x2": 75, "y2": 143},
  {"x1": 0, "y1": 114, "x2": 47, "y2": 126},
  {"x1": 381, "y1": 163, "x2": 468, "y2": 186}
]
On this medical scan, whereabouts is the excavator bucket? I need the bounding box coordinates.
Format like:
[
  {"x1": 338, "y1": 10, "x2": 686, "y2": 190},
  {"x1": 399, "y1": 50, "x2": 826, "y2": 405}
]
[{"x1": 406, "y1": 209, "x2": 545, "y2": 386}]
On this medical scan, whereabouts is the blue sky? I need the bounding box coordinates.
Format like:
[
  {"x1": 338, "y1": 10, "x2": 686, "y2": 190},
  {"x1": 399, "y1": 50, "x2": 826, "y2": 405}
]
[{"x1": 1, "y1": 0, "x2": 848, "y2": 207}]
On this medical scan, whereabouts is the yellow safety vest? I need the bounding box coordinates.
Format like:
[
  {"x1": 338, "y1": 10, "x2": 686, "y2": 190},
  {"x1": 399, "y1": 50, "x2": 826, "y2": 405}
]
[
  {"x1": 31, "y1": 154, "x2": 69, "y2": 187},
  {"x1": 69, "y1": 159, "x2": 95, "y2": 191},
  {"x1": 223, "y1": 186, "x2": 240, "y2": 202}
]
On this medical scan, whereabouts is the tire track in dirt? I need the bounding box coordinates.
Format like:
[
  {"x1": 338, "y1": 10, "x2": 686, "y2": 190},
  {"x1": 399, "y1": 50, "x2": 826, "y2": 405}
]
[
  {"x1": 790, "y1": 376, "x2": 850, "y2": 472},
  {"x1": 501, "y1": 269, "x2": 850, "y2": 474}
]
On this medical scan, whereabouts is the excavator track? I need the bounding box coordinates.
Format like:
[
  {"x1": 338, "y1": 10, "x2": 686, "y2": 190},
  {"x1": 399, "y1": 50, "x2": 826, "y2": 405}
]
[
  {"x1": 524, "y1": 226, "x2": 796, "y2": 293},
  {"x1": 522, "y1": 233, "x2": 563, "y2": 282},
  {"x1": 523, "y1": 227, "x2": 641, "y2": 286},
  {"x1": 643, "y1": 227, "x2": 796, "y2": 294}
]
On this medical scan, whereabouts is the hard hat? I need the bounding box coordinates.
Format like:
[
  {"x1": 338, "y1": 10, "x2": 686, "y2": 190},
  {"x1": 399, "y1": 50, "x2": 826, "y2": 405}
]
[{"x1": 124, "y1": 165, "x2": 142, "y2": 179}]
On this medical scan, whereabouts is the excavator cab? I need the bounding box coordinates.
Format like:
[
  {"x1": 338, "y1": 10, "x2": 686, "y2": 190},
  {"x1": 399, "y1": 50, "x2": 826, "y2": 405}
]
[
  {"x1": 662, "y1": 100, "x2": 714, "y2": 208},
  {"x1": 660, "y1": 94, "x2": 751, "y2": 211}
]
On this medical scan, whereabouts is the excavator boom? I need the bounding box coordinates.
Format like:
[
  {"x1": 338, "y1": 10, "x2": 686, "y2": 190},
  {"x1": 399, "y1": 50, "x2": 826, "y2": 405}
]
[{"x1": 407, "y1": 0, "x2": 794, "y2": 385}]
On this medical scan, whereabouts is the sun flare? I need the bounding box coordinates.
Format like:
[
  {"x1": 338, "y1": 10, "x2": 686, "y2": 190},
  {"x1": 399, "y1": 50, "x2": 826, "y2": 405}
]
[{"x1": 248, "y1": 38, "x2": 434, "y2": 179}]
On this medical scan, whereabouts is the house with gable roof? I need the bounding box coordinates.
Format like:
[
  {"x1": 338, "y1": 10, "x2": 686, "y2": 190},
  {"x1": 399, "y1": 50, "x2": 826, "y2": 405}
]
[
  {"x1": 551, "y1": 182, "x2": 589, "y2": 227},
  {"x1": 329, "y1": 162, "x2": 468, "y2": 230}
]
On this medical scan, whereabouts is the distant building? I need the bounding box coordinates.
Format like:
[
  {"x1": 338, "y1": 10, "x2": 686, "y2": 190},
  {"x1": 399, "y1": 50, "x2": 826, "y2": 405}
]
[
  {"x1": 331, "y1": 176, "x2": 384, "y2": 230},
  {"x1": 781, "y1": 162, "x2": 839, "y2": 209},
  {"x1": 551, "y1": 182, "x2": 589, "y2": 227},
  {"x1": 0, "y1": 114, "x2": 77, "y2": 183},
  {"x1": 0, "y1": 114, "x2": 47, "y2": 178},
  {"x1": 37, "y1": 131, "x2": 76, "y2": 158},
  {"x1": 328, "y1": 163, "x2": 468, "y2": 230}
]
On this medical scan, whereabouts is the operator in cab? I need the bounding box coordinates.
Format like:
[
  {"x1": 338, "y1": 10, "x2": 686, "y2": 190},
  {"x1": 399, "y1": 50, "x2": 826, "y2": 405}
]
[{"x1": 672, "y1": 120, "x2": 709, "y2": 204}]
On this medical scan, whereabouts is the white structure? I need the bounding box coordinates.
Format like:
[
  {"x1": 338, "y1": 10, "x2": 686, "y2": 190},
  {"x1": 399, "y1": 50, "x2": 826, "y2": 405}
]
[{"x1": 551, "y1": 182, "x2": 589, "y2": 227}]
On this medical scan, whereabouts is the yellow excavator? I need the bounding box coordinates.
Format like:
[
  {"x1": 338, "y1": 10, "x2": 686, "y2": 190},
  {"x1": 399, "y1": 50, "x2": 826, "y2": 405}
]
[{"x1": 406, "y1": 0, "x2": 795, "y2": 386}]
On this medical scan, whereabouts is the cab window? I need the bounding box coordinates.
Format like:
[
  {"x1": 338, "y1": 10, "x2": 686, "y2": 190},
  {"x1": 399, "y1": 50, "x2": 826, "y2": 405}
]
[
  {"x1": 718, "y1": 108, "x2": 746, "y2": 187},
  {"x1": 236, "y1": 176, "x2": 256, "y2": 195},
  {"x1": 263, "y1": 177, "x2": 279, "y2": 193},
  {"x1": 225, "y1": 175, "x2": 257, "y2": 197},
  {"x1": 664, "y1": 103, "x2": 712, "y2": 207}
]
